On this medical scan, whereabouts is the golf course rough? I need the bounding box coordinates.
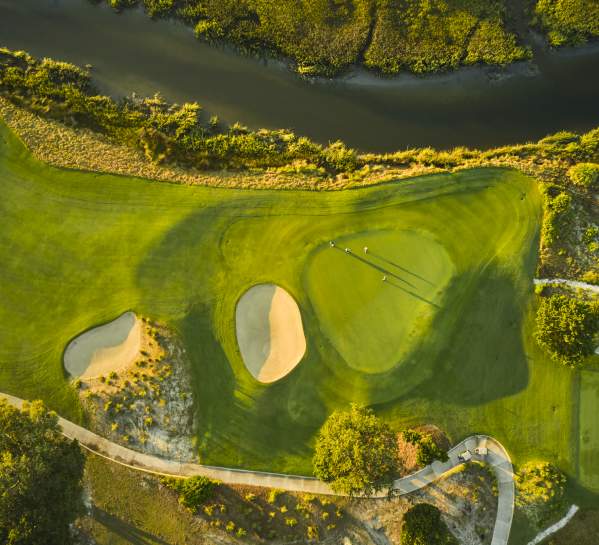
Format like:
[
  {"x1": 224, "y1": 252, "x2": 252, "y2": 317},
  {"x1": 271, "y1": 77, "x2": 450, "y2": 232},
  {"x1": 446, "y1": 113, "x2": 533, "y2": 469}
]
[
  {"x1": 63, "y1": 311, "x2": 141, "y2": 379},
  {"x1": 236, "y1": 284, "x2": 306, "y2": 383},
  {"x1": 1, "y1": 118, "x2": 584, "y2": 485}
]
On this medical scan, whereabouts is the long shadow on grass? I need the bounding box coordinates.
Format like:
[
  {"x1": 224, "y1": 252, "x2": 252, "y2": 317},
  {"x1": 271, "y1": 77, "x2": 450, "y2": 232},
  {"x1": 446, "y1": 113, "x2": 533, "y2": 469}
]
[
  {"x1": 92, "y1": 507, "x2": 171, "y2": 545},
  {"x1": 372, "y1": 267, "x2": 531, "y2": 410}
]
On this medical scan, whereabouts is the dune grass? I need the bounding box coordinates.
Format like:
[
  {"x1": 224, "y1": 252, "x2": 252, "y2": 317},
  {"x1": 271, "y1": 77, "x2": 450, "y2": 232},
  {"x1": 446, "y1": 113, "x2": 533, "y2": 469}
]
[{"x1": 0, "y1": 119, "x2": 585, "y2": 491}]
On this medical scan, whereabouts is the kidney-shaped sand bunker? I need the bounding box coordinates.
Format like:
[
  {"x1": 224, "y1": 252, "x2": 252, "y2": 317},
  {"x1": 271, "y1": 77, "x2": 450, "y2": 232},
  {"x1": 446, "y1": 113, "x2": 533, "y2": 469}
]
[
  {"x1": 64, "y1": 311, "x2": 141, "y2": 379},
  {"x1": 236, "y1": 284, "x2": 306, "y2": 383}
]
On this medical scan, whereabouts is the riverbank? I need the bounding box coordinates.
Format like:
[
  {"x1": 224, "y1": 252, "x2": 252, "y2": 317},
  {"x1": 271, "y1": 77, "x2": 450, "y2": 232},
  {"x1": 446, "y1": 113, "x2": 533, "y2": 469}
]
[{"x1": 2, "y1": 0, "x2": 599, "y2": 151}]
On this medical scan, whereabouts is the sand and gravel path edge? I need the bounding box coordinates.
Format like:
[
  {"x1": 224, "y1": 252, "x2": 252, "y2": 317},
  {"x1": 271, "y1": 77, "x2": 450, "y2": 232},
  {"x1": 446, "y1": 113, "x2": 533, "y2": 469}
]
[{"x1": 0, "y1": 392, "x2": 514, "y2": 545}]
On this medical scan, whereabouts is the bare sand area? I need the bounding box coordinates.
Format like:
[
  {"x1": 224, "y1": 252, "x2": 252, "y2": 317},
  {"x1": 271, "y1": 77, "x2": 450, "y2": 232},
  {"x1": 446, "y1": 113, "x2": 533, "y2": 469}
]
[
  {"x1": 236, "y1": 284, "x2": 306, "y2": 383},
  {"x1": 64, "y1": 312, "x2": 141, "y2": 379}
]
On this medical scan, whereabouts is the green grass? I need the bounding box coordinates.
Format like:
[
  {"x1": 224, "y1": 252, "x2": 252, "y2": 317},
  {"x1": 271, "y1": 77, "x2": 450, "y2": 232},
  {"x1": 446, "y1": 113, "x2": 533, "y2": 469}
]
[
  {"x1": 0, "y1": 119, "x2": 582, "y2": 488},
  {"x1": 579, "y1": 370, "x2": 599, "y2": 491},
  {"x1": 305, "y1": 230, "x2": 454, "y2": 373}
]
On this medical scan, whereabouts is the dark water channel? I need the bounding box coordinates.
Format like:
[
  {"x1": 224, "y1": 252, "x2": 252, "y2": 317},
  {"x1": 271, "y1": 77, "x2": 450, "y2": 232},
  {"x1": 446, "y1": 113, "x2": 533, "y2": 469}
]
[{"x1": 1, "y1": 0, "x2": 599, "y2": 152}]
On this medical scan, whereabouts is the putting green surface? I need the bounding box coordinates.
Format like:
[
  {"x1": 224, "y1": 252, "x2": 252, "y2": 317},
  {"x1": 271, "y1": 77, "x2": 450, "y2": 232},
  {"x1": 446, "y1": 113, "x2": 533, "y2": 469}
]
[
  {"x1": 580, "y1": 371, "x2": 599, "y2": 491},
  {"x1": 306, "y1": 230, "x2": 454, "y2": 373},
  {"x1": 0, "y1": 120, "x2": 581, "y2": 483}
]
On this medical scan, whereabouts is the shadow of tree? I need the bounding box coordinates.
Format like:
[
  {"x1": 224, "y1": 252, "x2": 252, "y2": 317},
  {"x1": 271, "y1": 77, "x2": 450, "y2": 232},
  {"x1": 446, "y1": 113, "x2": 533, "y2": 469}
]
[{"x1": 92, "y1": 506, "x2": 172, "y2": 545}]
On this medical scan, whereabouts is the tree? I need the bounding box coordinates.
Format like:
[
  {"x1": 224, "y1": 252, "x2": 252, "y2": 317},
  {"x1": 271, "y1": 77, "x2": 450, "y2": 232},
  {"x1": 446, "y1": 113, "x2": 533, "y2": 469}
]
[
  {"x1": 402, "y1": 430, "x2": 449, "y2": 467},
  {"x1": 535, "y1": 294, "x2": 598, "y2": 367},
  {"x1": 0, "y1": 400, "x2": 85, "y2": 545},
  {"x1": 312, "y1": 404, "x2": 398, "y2": 496},
  {"x1": 401, "y1": 503, "x2": 458, "y2": 545}
]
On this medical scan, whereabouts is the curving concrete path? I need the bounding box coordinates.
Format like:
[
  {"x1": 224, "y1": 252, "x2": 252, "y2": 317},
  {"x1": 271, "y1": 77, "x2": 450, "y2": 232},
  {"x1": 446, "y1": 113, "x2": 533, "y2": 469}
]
[{"x1": 0, "y1": 393, "x2": 514, "y2": 545}]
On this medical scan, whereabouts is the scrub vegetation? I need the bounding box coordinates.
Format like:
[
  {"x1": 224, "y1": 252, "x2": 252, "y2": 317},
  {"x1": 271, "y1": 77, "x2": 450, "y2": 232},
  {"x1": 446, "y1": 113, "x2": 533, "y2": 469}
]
[
  {"x1": 534, "y1": 0, "x2": 599, "y2": 46},
  {"x1": 515, "y1": 461, "x2": 566, "y2": 526},
  {"x1": 365, "y1": 0, "x2": 530, "y2": 74},
  {"x1": 93, "y1": 0, "x2": 543, "y2": 75}
]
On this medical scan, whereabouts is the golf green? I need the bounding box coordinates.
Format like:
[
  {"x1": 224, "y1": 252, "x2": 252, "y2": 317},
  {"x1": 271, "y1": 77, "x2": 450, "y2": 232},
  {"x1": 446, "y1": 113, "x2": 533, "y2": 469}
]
[
  {"x1": 0, "y1": 120, "x2": 579, "y2": 480},
  {"x1": 305, "y1": 230, "x2": 454, "y2": 373}
]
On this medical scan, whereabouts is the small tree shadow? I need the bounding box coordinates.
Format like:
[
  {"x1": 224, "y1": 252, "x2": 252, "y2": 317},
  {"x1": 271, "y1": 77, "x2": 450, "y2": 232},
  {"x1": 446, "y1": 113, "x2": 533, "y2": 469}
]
[{"x1": 92, "y1": 506, "x2": 171, "y2": 545}]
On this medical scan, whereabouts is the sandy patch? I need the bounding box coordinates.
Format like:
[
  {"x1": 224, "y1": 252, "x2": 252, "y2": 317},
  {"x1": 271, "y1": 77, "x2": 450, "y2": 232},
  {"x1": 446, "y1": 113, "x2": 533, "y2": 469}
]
[
  {"x1": 236, "y1": 284, "x2": 306, "y2": 383},
  {"x1": 64, "y1": 312, "x2": 141, "y2": 379}
]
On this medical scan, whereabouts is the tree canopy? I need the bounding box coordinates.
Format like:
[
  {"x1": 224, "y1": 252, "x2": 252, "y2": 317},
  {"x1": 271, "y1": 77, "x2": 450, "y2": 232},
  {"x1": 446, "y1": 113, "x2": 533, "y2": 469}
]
[
  {"x1": 535, "y1": 294, "x2": 598, "y2": 367},
  {"x1": 401, "y1": 503, "x2": 458, "y2": 545},
  {"x1": 312, "y1": 404, "x2": 399, "y2": 496},
  {"x1": 0, "y1": 400, "x2": 85, "y2": 545}
]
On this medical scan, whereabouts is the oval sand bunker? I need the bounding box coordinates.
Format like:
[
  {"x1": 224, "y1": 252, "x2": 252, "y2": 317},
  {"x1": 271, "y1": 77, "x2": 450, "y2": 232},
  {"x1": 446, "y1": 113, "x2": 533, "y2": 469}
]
[
  {"x1": 236, "y1": 284, "x2": 306, "y2": 383},
  {"x1": 64, "y1": 312, "x2": 141, "y2": 379}
]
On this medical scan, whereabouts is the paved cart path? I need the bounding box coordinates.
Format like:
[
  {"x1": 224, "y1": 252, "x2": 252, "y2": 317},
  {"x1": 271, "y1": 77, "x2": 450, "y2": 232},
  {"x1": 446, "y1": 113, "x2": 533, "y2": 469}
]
[
  {"x1": 534, "y1": 278, "x2": 599, "y2": 294},
  {"x1": 0, "y1": 392, "x2": 514, "y2": 545}
]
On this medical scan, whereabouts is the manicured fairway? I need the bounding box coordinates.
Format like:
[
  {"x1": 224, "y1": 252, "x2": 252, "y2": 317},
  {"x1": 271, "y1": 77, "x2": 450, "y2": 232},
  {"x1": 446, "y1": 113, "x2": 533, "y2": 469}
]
[
  {"x1": 580, "y1": 371, "x2": 599, "y2": 491},
  {"x1": 0, "y1": 120, "x2": 579, "y2": 482}
]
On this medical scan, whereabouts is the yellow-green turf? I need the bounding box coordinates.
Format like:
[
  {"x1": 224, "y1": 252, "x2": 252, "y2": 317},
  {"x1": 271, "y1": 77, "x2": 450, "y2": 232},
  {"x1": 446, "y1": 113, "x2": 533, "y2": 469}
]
[
  {"x1": 579, "y1": 371, "x2": 599, "y2": 491},
  {"x1": 305, "y1": 230, "x2": 454, "y2": 373},
  {"x1": 0, "y1": 121, "x2": 586, "y2": 491}
]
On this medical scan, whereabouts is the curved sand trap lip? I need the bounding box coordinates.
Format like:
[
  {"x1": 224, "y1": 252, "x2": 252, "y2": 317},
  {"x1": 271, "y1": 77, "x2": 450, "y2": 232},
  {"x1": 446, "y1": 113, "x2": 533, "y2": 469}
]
[
  {"x1": 236, "y1": 284, "x2": 306, "y2": 383},
  {"x1": 64, "y1": 312, "x2": 141, "y2": 379}
]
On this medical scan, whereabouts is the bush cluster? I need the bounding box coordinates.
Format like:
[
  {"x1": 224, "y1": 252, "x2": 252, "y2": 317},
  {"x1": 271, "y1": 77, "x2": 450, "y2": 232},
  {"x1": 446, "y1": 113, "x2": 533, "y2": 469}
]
[
  {"x1": 402, "y1": 429, "x2": 449, "y2": 466},
  {"x1": 365, "y1": 0, "x2": 529, "y2": 74},
  {"x1": 160, "y1": 475, "x2": 219, "y2": 510},
  {"x1": 568, "y1": 162, "x2": 599, "y2": 190},
  {"x1": 515, "y1": 461, "x2": 566, "y2": 507},
  {"x1": 401, "y1": 503, "x2": 458, "y2": 545}
]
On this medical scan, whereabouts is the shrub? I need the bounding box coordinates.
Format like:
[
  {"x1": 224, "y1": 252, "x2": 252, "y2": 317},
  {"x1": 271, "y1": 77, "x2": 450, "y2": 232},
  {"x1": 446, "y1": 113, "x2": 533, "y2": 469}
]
[
  {"x1": 535, "y1": 294, "x2": 598, "y2": 367},
  {"x1": 515, "y1": 462, "x2": 566, "y2": 507},
  {"x1": 160, "y1": 476, "x2": 218, "y2": 511},
  {"x1": 401, "y1": 429, "x2": 449, "y2": 466},
  {"x1": 267, "y1": 488, "x2": 283, "y2": 504},
  {"x1": 568, "y1": 163, "x2": 599, "y2": 189},
  {"x1": 401, "y1": 503, "x2": 458, "y2": 545},
  {"x1": 313, "y1": 404, "x2": 399, "y2": 496}
]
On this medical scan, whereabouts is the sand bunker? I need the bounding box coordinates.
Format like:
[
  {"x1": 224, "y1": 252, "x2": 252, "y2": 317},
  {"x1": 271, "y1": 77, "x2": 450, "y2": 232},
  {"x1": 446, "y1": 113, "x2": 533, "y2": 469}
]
[
  {"x1": 64, "y1": 312, "x2": 141, "y2": 379},
  {"x1": 236, "y1": 284, "x2": 306, "y2": 383}
]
